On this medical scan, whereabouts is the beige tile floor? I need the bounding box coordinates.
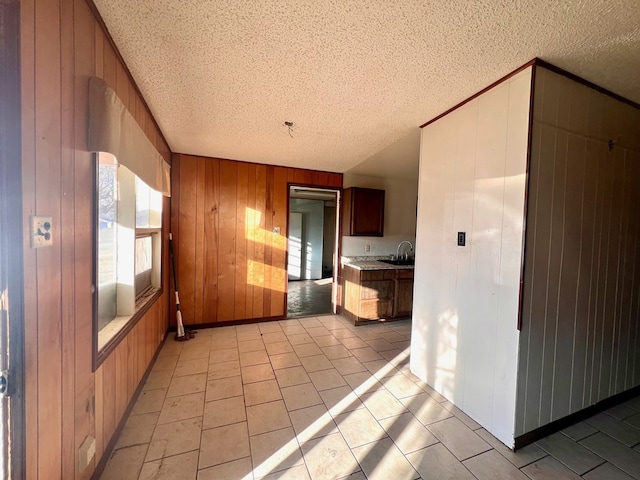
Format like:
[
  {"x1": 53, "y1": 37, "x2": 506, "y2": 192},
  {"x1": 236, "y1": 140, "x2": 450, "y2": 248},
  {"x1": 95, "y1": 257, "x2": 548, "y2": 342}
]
[{"x1": 101, "y1": 315, "x2": 640, "y2": 480}]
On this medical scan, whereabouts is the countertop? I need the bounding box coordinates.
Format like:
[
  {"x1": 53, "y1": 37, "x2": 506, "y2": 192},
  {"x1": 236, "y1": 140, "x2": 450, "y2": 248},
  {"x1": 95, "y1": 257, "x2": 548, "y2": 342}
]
[{"x1": 342, "y1": 260, "x2": 415, "y2": 271}]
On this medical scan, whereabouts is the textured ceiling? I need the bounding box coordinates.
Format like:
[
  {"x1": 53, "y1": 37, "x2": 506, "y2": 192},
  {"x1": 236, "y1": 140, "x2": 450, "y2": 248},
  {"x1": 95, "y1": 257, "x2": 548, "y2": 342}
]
[{"x1": 93, "y1": 0, "x2": 640, "y2": 177}]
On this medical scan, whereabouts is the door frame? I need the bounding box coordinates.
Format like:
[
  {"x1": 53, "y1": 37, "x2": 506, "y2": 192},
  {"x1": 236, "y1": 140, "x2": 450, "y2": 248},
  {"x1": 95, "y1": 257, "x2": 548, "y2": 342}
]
[
  {"x1": 285, "y1": 184, "x2": 342, "y2": 317},
  {"x1": 0, "y1": 1, "x2": 26, "y2": 478}
]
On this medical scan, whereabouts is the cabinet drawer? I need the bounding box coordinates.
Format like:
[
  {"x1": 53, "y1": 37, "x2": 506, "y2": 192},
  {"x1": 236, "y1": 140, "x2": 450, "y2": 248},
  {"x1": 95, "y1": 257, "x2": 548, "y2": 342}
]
[
  {"x1": 396, "y1": 269, "x2": 414, "y2": 279},
  {"x1": 361, "y1": 270, "x2": 395, "y2": 281},
  {"x1": 359, "y1": 299, "x2": 393, "y2": 319}
]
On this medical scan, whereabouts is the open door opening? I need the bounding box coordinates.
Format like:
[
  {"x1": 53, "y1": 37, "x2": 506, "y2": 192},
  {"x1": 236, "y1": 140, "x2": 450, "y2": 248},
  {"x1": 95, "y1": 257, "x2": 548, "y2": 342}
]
[{"x1": 287, "y1": 186, "x2": 340, "y2": 318}]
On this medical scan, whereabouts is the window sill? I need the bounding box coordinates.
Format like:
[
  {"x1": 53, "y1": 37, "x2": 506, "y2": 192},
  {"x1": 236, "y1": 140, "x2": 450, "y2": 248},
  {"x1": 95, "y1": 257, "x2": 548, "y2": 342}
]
[{"x1": 94, "y1": 287, "x2": 162, "y2": 370}]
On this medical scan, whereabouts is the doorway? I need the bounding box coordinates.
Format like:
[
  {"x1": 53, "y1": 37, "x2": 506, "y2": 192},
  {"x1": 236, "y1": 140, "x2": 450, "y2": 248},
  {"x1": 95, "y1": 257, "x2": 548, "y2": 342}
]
[{"x1": 287, "y1": 186, "x2": 339, "y2": 318}]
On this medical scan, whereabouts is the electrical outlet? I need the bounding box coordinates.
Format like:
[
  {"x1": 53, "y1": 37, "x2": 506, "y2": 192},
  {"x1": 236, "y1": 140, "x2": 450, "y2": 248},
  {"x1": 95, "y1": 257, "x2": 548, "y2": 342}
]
[
  {"x1": 272, "y1": 226, "x2": 281, "y2": 234},
  {"x1": 364, "y1": 244, "x2": 371, "y2": 252},
  {"x1": 30, "y1": 215, "x2": 53, "y2": 248}
]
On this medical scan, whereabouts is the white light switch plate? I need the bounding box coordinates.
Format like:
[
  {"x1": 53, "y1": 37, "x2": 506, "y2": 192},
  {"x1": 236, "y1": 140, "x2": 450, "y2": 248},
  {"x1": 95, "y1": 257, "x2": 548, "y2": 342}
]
[{"x1": 30, "y1": 215, "x2": 53, "y2": 248}]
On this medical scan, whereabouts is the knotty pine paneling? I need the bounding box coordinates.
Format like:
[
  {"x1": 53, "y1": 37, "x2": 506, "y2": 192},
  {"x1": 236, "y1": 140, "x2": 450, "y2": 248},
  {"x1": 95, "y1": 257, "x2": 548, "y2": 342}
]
[
  {"x1": 515, "y1": 66, "x2": 640, "y2": 436},
  {"x1": 170, "y1": 154, "x2": 342, "y2": 327},
  {"x1": 20, "y1": 1, "x2": 171, "y2": 478}
]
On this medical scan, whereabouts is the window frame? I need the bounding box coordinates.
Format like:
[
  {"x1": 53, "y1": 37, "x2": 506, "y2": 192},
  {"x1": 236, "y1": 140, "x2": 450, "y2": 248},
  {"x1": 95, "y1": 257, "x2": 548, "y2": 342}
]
[{"x1": 92, "y1": 153, "x2": 163, "y2": 370}]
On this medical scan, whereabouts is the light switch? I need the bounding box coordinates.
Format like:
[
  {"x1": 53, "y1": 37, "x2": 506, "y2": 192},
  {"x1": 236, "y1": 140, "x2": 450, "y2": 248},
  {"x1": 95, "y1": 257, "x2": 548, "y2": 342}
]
[
  {"x1": 272, "y1": 226, "x2": 281, "y2": 234},
  {"x1": 457, "y1": 232, "x2": 466, "y2": 247},
  {"x1": 31, "y1": 215, "x2": 53, "y2": 248}
]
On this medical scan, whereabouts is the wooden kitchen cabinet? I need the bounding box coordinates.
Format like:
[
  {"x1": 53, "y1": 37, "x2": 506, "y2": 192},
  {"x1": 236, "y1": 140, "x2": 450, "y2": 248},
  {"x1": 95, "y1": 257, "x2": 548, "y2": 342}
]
[
  {"x1": 342, "y1": 187, "x2": 385, "y2": 236},
  {"x1": 342, "y1": 265, "x2": 413, "y2": 324}
]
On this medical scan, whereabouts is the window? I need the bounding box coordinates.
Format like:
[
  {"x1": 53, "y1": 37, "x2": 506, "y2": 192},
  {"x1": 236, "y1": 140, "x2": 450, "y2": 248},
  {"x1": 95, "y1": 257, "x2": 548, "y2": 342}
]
[{"x1": 95, "y1": 152, "x2": 162, "y2": 358}]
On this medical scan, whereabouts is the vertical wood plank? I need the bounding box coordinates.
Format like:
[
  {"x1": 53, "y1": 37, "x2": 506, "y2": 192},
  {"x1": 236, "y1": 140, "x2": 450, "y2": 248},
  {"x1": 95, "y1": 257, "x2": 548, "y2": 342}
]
[
  {"x1": 552, "y1": 133, "x2": 583, "y2": 421},
  {"x1": 271, "y1": 167, "x2": 288, "y2": 316},
  {"x1": 128, "y1": 80, "x2": 137, "y2": 116},
  {"x1": 35, "y1": 0, "x2": 63, "y2": 475},
  {"x1": 127, "y1": 330, "x2": 136, "y2": 401},
  {"x1": 303, "y1": 169, "x2": 314, "y2": 185},
  {"x1": 589, "y1": 144, "x2": 612, "y2": 404},
  {"x1": 94, "y1": 366, "x2": 104, "y2": 464},
  {"x1": 329, "y1": 172, "x2": 343, "y2": 188},
  {"x1": 60, "y1": 0, "x2": 76, "y2": 477},
  {"x1": 203, "y1": 158, "x2": 219, "y2": 323},
  {"x1": 263, "y1": 167, "x2": 274, "y2": 315},
  {"x1": 178, "y1": 157, "x2": 198, "y2": 325},
  {"x1": 245, "y1": 163, "x2": 256, "y2": 318},
  {"x1": 169, "y1": 155, "x2": 181, "y2": 327},
  {"x1": 101, "y1": 353, "x2": 116, "y2": 449},
  {"x1": 572, "y1": 136, "x2": 595, "y2": 412},
  {"x1": 235, "y1": 162, "x2": 249, "y2": 319},
  {"x1": 317, "y1": 171, "x2": 329, "y2": 187},
  {"x1": 599, "y1": 146, "x2": 624, "y2": 398},
  {"x1": 293, "y1": 169, "x2": 306, "y2": 184},
  {"x1": 524, "y1": 124, "x2": 555, "y2": 432},
  {"x1": 94, "y1": 21, "x2": 103, "y2": 78},
  {"x1": 614, "y1": 151, "x2": 633, "y2": 392},
  {"x1": 138, "y1": 315, "x2": 147, "y2": 387},
  {"x1": 102, "y1": 40, "x2": 117, "y2": 89},
  {"x1": 217, "y1": 160, "x2": 238, "y2": 321},
  {"x1": 253, "y1": 165, "x2": 267, "y2": 317},
  {"x1": 194, "y1": 157, "x2": 206, "y2": 324},
  {"x1": 115, "y1": 342, "x2": 127, "y2": 422},
  {"x1": 583, "y1": 139, "x2": 603, "y2": 406},
  {"x1": 115, "y1": 60, "x2": 129, "y2": 109},
  {"x1": 540, "y1": 129, "x2": 567, "y2": 424}
]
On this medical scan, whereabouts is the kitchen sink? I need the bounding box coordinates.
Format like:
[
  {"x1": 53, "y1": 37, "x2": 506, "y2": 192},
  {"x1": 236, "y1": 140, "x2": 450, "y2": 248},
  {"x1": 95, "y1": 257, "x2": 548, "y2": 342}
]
[{"x1": 379, "y1": 259, "x2": 415, "y2": 266}]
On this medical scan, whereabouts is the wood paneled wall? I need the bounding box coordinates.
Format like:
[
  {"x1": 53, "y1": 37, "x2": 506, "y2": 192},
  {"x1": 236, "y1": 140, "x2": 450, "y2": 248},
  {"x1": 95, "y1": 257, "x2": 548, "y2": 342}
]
[
  {"x1": 171, "y1": 154, "x2": 342, "y2": 326},
  {"x1": 516, "y1": 66, "x2": 640, "y2": 436},
  {"x1": 20, "y1": 1, "x2": 171, "y2": 478}
]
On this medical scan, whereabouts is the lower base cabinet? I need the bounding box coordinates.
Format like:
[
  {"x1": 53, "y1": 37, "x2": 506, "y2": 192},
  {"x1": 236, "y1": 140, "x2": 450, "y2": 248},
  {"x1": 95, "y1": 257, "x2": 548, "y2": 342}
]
[{"x1": 342, "y1": 265, "x2": 414, "y2": 325}]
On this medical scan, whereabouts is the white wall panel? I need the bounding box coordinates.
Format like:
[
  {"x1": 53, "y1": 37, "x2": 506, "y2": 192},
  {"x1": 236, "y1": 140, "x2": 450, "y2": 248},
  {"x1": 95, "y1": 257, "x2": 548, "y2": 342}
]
[
  {"x1": 515, "y1": 66, "x2": 640, "y2": 437},
  {"x1": 411, "y1": 67, "x2": 532, "y2": 447}
]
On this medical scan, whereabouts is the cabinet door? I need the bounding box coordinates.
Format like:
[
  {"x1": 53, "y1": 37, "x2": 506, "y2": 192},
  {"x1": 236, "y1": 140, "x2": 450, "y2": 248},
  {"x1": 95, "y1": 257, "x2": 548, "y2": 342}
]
[
  {"x1": 360, "y1": 280, "x2": 394, "y2": 300},
  {"x1": 343, "y1": 187, "x2": 385, "y2": 236},
  {"x1": 395, "y1": 278, "x2": 414, "y2": 317},
  {"x1": 360, "y1": 299, "x2": 393, "y2": 319}
]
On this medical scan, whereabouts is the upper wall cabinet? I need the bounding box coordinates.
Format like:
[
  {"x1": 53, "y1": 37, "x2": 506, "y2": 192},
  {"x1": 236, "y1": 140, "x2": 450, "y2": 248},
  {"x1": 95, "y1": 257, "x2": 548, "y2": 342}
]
[{"x1": 342, "y1": 187, "x2": 385, "y2": 236}]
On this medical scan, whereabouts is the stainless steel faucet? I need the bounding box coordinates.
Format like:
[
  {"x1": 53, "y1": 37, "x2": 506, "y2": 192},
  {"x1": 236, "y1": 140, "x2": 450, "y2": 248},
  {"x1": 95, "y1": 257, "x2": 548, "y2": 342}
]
[{"x1": 396, "y1": 240, "x2": 414, "y2": 260}]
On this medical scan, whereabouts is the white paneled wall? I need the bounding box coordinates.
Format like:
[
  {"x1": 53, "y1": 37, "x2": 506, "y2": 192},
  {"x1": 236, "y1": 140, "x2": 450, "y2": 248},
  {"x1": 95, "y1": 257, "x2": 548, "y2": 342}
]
[
  {"x1": 515, "y1": 67, "x2": 640, "y2": 436},
  {"x1": 411, "y1": 67, "x2": 532, "y2": 447}
]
